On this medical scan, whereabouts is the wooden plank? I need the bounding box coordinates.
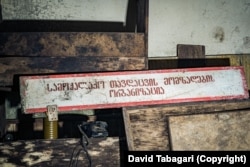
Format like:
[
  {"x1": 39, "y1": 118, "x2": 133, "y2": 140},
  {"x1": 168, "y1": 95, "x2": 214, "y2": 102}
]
[
  {"x1": 0, "y1": 32, "x2": 145, "y2": 57},
  {"x1": 169, "y1": 110, "x2": 250, "y2": 150},
  {"x1": 177, "y1": 44, "x2": 206, "y2": 68},
  {"x1": 149, "y1": 57, "x2": 230, "y2": 70},
  {"x1": 20, "y1": 66, "x2": 248, "y2": 114},
  {"x1": 123, "y1": 99, "x2": 250, "y2": 150},
  {"x1": 124, "y1": 99, "x2": 250, "y2": 118},
  {"x1": 177, "y1": 44, "x2": 205, "y2": 58},
  {"x1": 0, "y1": 20, "x2": 136, "y2": 32},
  {"x1": 122, "y1": 108, "x2": 170, "y2": 151},
  {"x1": 0, "y1": 56, "x2": 147, "y2": 86},
  {"x1": 241, "y1": 55, "x2": 250, "y2": 89},
  {"x1": 137, "y1": 0, "x2": 149, "y2": 33},
  {"x1": 0, "y1": 137, "x2": 120, "y2": 166}
]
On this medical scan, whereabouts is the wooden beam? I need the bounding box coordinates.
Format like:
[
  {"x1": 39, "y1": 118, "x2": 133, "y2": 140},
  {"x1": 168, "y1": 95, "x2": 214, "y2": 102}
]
[
  {"x1": 123, "y1": 108, "x2": 170, "y2": 151},
  {"x1": 124, "y1": 99, "x2": 250, "y2": 119},
  {"x1": 137, "y1": 0, "x2": 149, "y2": 69},
  {"x1": 177, "y1": 44, "x2": 206, "y2": 68},
  {"x1": 136, "y1": 0, "x2": 149, "y2": 33},
  {"x1": 177, "y1": 44, "x2": 205, "y2": 58},
  {"x1": 0, "y1": 56, "x2": 147, "y2": 86},
  {"x1": 0, "y1": 32, "x2": 145, "y2": 57}
]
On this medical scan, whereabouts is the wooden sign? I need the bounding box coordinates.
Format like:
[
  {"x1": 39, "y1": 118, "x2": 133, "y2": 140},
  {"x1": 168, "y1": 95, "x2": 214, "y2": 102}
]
[{"x1": 20, "y1": 66, "x2": 249, "y2": 114}]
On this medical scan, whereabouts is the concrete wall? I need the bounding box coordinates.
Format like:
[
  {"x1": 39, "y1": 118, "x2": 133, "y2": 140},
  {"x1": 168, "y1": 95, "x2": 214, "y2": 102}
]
[{"x1": 149, "y1": 0, "x2": 250, "y2": 57}]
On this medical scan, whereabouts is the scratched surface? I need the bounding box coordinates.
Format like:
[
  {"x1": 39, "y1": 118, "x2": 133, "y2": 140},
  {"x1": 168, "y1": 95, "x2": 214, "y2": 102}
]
[
  {"x1": 169, "y1": 110, "x2": 250, "y2": 150},
  {"x1": 20, "y1": 67, "x2": 249, "y2": 113},
  {"x1": 0, "y1": 137, "x2": 120, "y2": 166}
]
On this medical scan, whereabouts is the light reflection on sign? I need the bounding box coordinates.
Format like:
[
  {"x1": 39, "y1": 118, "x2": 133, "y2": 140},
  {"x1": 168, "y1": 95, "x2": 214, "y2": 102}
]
[{"x1": 20, "y1": 66, "x2": 249, "y2": 113}]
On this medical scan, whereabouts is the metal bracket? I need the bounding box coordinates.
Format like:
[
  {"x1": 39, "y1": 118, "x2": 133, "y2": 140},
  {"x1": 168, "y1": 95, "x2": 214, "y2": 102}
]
[{"x1": 46, "y1": 105, "x2": 58, "y2": 121}]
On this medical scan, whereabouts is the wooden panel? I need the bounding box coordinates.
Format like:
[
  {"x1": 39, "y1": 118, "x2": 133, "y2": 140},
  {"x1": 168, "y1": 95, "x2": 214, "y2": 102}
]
[
  {"x1": 169, "y1": 110, "x2": 250, "y2": 150},
  {"x1": 122, "y1": 99, "x2": 250, "y2": 150},
  {"x1": 177, "y1": 44, "x2": 205, "y2": 58},
  {"x1": 0, "y1": 137, "x2": 120, "y2": 166},
  {"x1": 0, "y1": 32, "x2": 145, "y2": 57},
  {"x1": 123, "y1": 107, "x2": 170, "y2": 151},
  {"x1": 0, "y1": 56, "x2": 147, "y2": 86}
]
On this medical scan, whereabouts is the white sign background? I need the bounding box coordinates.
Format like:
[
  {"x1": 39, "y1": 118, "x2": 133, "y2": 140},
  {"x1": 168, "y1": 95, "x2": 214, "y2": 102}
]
[{"x1": 20, "y1": 67, "x2": 249, "y2": 113}]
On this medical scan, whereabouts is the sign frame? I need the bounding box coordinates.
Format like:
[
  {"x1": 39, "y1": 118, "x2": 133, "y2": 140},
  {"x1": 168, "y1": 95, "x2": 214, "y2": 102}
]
[{"x1": 20, "y1": 66, "x2": 249, "y2": 114}]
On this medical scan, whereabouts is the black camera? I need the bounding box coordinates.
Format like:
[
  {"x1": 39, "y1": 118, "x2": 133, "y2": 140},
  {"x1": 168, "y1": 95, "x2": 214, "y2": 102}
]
[{"x1": 80, "y1": 121, "x2": 108, "y2": 138}]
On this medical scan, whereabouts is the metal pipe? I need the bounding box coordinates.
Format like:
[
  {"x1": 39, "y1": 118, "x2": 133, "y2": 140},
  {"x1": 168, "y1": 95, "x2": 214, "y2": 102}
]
[{"x1": 43, "y1": 116, "x2": 58, "y2": 139}]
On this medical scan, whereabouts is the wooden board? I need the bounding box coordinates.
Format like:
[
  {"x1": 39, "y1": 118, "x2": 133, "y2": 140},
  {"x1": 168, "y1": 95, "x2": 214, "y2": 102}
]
[
  {"x1": 0, "y1": 137, "x2": 120, "y2": 166},
  {"x1": 122, "y1": 99, "x2": 250, "y2": 150},
  {"x1": 20, "y1": 66, "x2": 249, "y2": 113},
  {"x1": 0, "y1": 56, "x2": 147, "y2": 86},
  {"x1": 169, "y1": 110, "x2": 250, "y2": 150},
  {"x1": 0, "y1": 32, "x2": 147, "y2": 86},
  {"x1": 177, "y1": 44, "x2": 205, "y2": 58},
  {"x1": 0, "y1": 32, "x2": 145, "y2": 57}
]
